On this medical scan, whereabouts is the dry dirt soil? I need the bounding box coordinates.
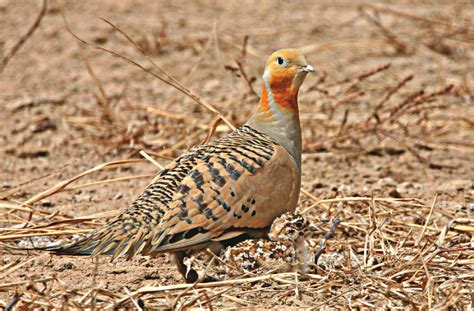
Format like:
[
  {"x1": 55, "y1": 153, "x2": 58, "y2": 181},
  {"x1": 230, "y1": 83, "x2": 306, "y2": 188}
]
[{"x1": 0, "y1": 0, "x2": 473, "y2": 309}]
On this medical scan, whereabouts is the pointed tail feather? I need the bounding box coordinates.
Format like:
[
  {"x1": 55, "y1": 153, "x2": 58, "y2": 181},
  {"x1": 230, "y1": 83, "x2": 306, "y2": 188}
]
[{"x1": 10, "y1": 219, "x2": 154, "y2": 259}]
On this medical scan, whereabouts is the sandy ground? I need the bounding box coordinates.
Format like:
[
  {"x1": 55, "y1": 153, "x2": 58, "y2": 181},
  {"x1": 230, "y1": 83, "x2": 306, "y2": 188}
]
[{"x1": 1, "y1": 0, "x2": 473, "y2": 309}]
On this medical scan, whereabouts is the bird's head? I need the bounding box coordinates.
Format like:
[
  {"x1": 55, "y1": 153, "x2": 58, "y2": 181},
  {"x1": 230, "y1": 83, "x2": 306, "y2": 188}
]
[
  {"x1": 260, "y1": 48, "x2": 314, "y2": 113},
  {"x1": 269, "y1": 212, "x2": 317, "y2": 243}
]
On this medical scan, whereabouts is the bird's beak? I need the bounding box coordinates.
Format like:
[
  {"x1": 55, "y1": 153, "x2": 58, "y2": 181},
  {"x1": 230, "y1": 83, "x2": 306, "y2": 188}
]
[
  {"x1": 302, "y1": 64, "x2": 314, "y2": 73},
  {"x1": 293, "y1": 63, "x2": 314, "y2": 88}
]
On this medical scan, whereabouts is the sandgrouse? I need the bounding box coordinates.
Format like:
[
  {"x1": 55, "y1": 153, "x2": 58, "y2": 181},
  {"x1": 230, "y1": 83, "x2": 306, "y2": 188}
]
[
  {"x1": 28, "y1": 49, "x2": 314, "y2": 282},
  {"x1": 224, "y1": 212, "x2": 316, "y2": 274}
]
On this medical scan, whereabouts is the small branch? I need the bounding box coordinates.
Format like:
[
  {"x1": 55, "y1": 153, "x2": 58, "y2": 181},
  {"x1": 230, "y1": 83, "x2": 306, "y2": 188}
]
[
  {"x1": 173, "y1": 257, "x2": 216, "y2": 310},
  {"x1": 234, "y1": 35, "x2": 258, "y2": 97},
  {"x1": 360, "y1": 4, "x2": 474, "y2": 35},
  {"x1": 0, "y1": 0, "x2": 47, "y2": 74},
  {"x1": 100, "y1": 18, "x2": 236, "y2": 131},
  {"x1": 200, "y1": 117, "x2": 222, "y2": 145},
  {"x1": 4, "y1": 291, "x2": 21, "y2": 310},
  {"x1": 139, "y1": 150, "x2": 164, "y2": 170},
  {"x1": 314, "y1": 216, "x2": 341, "y2": 265},
  {"x1": 416, "y1": 194, "x2": 438, "y2": 246},
  {"x1": 77, "y1": 45, "x2": 115, "y2": 122},
  {"x1": 62, "y1": 15, "x2": 235, "y2": 131},
  {"x1": 359, "y1": 6, "x2": 410, "y2": 54},
  {"x1": 369, "y1": 74, "x2": 413, "y2": 123},
  {"x1": 325, "y1": 63, "x2": 391, "y2": 87}
]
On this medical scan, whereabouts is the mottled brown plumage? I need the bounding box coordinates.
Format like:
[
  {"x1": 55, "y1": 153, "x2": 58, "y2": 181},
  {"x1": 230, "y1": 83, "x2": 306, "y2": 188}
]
[
  {"x1": 224, "y1": 212, "x2": 316, "y2": 274},
  {"x1": 27, "y1": 48, "x2": 314, "y2": 282}
]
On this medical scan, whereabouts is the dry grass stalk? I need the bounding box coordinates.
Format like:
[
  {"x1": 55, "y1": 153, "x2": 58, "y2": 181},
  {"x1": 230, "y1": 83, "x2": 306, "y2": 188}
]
[
  {"x1": 94, "y1": 17, "x2": 235, "y2": 130},
  {"x1": 77, "y1": 44, "x2": 115, "y2": 123},
  {"x1": 360, "y1": 3, "x2": 474, "y2": 35},
  {"x1": 234, "y1": 35, "x2": 258, "y2": 97},
  {"x1": 0, "y1": 0, "x2": 47, "y2": 74},
  {"x1": 359, "y1": 6, "x2": 411, "y2": 55}
]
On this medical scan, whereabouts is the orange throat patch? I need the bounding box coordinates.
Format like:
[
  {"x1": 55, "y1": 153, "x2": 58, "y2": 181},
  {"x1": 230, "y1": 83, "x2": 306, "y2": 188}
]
[{"x1": 259, "y1": 75, "x2": 299, "y2": 114}]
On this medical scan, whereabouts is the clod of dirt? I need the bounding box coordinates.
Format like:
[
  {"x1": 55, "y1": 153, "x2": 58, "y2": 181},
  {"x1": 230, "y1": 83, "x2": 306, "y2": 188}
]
[
  {"x1": 41, "y1": 200, "x2": 54, "y2": 207},
  {"x1": 7, "y1": 148, "x2": 49, "y2": 158},
  {"x1": 143, "y1": 271, "x2": 161, "y2": 280},
  {"x1": 55, "y1": 262, "x2": 76, "y2": 272},
  {"x1": 7, "y1": 96, "x2": 65, "y2": 112},
  {"x1": 388, "y1": 189, "x2": 402, "y2": 198}
]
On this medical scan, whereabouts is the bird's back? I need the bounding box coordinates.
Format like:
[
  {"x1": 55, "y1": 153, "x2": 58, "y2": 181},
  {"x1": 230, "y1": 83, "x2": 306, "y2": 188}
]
[{"x1": 46, "y1": 124, "x2": 300, "y2": 259}]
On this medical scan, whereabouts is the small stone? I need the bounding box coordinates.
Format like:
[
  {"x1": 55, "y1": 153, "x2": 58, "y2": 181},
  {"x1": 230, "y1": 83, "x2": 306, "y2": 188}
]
[
  {"x1": 143, "y1": 271, "x2": 161, "y2": 280},
  {"x1": 93, "y1": 34, "x2": 108, "y2": 44},
  {"x1": 41, "y1": 200, "x2": 53, "y2": 207},
  {"x1": 56, "y1": 262, "x2": 76, "y2": 271},
  {"x1": 367, "y1": 148, "x2": 383, "y2": 157},
  {"x1": 388, "y1": 189, "x2": 402, "y2": 198},
  {"x1": 385, "y1": 147, "x2": 405, "y2": 156},
  {"x1": 114, "y1": 193, "x2": 123, "y2": 200},
  {"x1": 17, "y1": 148, "x2": 49, "y2": 158},
  {"x1": 108, "y1": 269, "x2": 127, "y2": 275},
  {"x1": 311, "y1": 181, "x2": 326, "y2": 190}
]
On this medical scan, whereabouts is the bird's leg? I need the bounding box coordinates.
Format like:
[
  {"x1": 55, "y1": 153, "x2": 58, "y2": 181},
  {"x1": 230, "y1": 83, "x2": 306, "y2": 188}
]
[
  {"x1": 172, "y1": 251, "x2": 199, "y2": 283},
  {"x1": 171, "y1": 251, "x2": 217, "y2": 283}
]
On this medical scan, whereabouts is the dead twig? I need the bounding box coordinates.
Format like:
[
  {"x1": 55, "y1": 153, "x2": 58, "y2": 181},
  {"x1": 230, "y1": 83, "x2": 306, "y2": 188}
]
[
  {"x1": 325, "y1": 63, "x2": 391, "y2": 87},
  {"x1": 360, "y1": 4, "x2": 474, "y2": 35},
  {"x1": 370, "y1": 74, "x2": 413, "y2": 123},
  {"x1": 359, "y1": 6, "x2": 411, "y2": 54},
  {"x1": 77, "y1": 43, "x2": 115, "y2": 122},
  {"x1": 100, "y1": 18, "x2": 236, "y2": 131},
  {"x1": 234, "y1": 35, "x2": 258, "y2": 97},
  {"x1": 314, "y1": 216, "x2": 341, "y2": 265},
  {"x1": 0, "y1": 0, "x2": 47, "y2": 74},
  {"x1": 200, "y1": 117, "x2": 222, "y2": 145}
]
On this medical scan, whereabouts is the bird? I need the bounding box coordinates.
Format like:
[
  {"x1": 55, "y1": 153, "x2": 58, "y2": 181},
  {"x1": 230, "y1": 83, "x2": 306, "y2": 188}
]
[
  {"x1": 21, "y1": 48, "x2": 314, "y2": 283},
  {"x1": 223, "y1": 212, "x2": 317, "y2": 274}
]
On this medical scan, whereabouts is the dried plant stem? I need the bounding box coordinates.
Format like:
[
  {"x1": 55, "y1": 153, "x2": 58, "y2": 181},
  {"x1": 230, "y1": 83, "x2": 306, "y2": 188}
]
[
  {"x1": 101, "y1": 18, "x2": 236, "y2": 131},
  {"x1": 360, "y1": 4, "x2": 474, "y2": 35},
  {"x1": 23, "y1": 159, "x2": 144, "y2": 206},
  {"x1": 314, "y1": 217, "x2": 341, "y2": 265},
  {"x1": 0, "y1": 0, "x2": 47, "y2": 74},
  {"x1": 325, "y1": 63, "x2": 391, "y2": 87},
  {"x1": 235, "y1": 35, "x2": 258, "y2": 97},
  {"x1": 139, "y1": 150, "x2": 164, "y2": 170},
  {"x1": 77, "y1": 43, "x2": 115, "y2": 122}
]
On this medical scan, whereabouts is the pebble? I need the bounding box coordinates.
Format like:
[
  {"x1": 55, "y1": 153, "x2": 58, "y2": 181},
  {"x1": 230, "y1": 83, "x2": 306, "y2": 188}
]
[
  {"x1": 56, "y1": 262, "x2": 76, "y2": 271},
  {"x1": 41, "y1": 200, "x2": 53, "y2": 207}
]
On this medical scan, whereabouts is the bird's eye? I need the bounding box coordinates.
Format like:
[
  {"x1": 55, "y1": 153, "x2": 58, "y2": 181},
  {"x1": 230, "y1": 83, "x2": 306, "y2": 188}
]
[
  {"x1": 294, "y1": 220, "x2": 304, "y2": 229},
  {"x1": 276, "y1": 56, "x2": 286, "y2": 67}
]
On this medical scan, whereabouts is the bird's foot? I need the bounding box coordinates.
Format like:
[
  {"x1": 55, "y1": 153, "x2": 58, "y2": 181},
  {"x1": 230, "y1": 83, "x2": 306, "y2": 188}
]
[{"x1": 184, "y1": 268, "x2": 217, "y2": 283}]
